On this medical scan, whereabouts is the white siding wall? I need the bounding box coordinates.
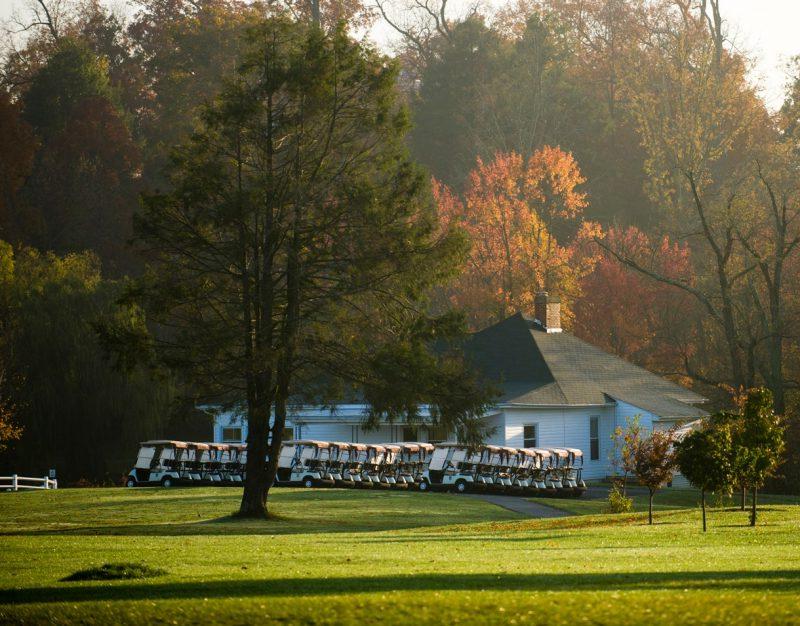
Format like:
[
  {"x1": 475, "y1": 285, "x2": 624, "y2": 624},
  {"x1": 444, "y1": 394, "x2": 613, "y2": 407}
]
[
  {"x1": 503, "y1": 406, "x2": 616, "y2": 479},
  {"x1": 297, "y1": 422, "x2": 355, "y2": 442},
  {"x1": 614, "y1": 400, "x2": 657, "y2": 433},
  {"x1": 483, "y1": 412, "x2": 505, "y2": 445}
]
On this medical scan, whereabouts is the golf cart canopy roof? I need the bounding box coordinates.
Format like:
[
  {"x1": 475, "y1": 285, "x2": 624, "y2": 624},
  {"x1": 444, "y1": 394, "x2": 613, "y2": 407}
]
[
  {"x1": 286, "y1": 440, "x2": 331, "y2": 448},
  {"x1": 398, "y1": 442, "x2": 435, "y2": 452},
  {"x1": 531, "y1": 448, "x2": 552, "y2": 457},
  {"x1": 140, "y1": 440, "x2": 188, "y2": 448},
  {"x1": 330, "y1": 442, "x2": 351, "y2": 449},
  {"x1": 566, "y1": 448, "x2": 583, "y2": 457},
  {"x1": 549, "y1": 448, "x2": 569, "y2": 458},
  {"x1": 366, "y1": 444, "x2": 386, "y2": 452},
  {"x1": 518, "y1": 448, "x2": 538, "y2": 457},
  {"x1": 381, "y1": 444, "x2": 401, "y2": 453},
  {"x1": 435, "y1": 441, "x2": 467, "y2": 449},
  {"x1": 484, "y1": 445, "x2": 503, "y2": 453},
  {"x1": 188, "y1": 442, "x2": 210, "y2": 450},
  {"x1": 500, "y1": 446, "x2": 517, "y2": 454},
  {"x1": 349, "y1": 443, "x2": 368, "y2": 451}
]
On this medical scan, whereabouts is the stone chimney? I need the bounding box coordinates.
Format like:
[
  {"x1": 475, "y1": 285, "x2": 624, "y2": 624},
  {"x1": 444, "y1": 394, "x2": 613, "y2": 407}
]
[{"x1": 534, "y1": 292, "x2": 562, "y2": 333}]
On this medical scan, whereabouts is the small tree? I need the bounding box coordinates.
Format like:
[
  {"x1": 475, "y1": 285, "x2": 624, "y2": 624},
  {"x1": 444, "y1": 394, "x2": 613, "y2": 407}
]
[
  {"x1": 675, "y1": 424, "x2": 734, "y2": 532},
  {"x1": 738, "y1": 388, "x2": 785, "y2": 526},
  {"x1": 633, "y1": 428, "x2": 678, "y2": 525},
  {"x1": 610, "y1": 415, "x2": 641, "y2": 496}
]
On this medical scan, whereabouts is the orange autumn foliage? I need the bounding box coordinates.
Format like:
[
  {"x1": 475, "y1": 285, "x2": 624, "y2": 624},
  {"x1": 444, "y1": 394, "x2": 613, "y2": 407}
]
[
  {"x1": 572, "y1": 226, "x2": 698, "y2": 384},
  {"x1": 436, "y1": 147, "x2": 599, "y2": 328}
]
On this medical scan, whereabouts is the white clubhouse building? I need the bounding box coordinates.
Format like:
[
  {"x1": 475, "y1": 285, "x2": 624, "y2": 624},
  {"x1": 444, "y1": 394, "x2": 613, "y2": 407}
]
[{"x1": 213, "y1": 294, "x2": 706, "y2": 480}]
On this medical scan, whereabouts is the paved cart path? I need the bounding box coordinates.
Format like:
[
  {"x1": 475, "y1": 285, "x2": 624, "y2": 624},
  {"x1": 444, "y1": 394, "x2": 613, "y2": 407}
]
[{"x1": 466, "y1": 494, "x2": 571, "y2": 518}]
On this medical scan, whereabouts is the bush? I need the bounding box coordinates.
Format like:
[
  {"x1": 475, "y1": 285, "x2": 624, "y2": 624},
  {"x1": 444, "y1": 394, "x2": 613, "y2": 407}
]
[
  {"x1": 61, "y1": 563, "x2": 166, "y2": 582},
  {"x1": 606, "y1": 484, "x2": 633, "y2": 513}
]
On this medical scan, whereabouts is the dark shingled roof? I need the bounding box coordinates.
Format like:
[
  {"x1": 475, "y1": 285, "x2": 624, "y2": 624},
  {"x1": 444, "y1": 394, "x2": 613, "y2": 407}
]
[{"x1": 464, "y1": 312, "x2": 706, "y2": 419}]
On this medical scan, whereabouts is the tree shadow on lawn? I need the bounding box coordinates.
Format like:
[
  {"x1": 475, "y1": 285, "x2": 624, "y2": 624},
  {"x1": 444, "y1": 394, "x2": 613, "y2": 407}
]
[
  {"x1": 0, "y1": 514, "x2": 525, "y2": 538},
  {"x1": 3, "y1": 570, "x2": 800, "y2": 605}
]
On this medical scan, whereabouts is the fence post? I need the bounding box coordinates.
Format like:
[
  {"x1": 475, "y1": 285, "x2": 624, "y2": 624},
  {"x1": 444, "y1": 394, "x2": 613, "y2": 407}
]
[
  {"x1": 12, "y1": 474, "x2": 17, "y2": 491},
  {"x1": 44, "y1": 476, "x2": 49, "y2": 489},
  {"x1": 53, "y1": 479, "x2": 58, "y2": 490}
]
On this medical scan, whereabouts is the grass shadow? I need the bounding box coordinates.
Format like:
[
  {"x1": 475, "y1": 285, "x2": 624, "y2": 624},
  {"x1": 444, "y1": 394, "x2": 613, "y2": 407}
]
[{"x1": 3, "y1": 570, "x2": 800, "y2": 605}]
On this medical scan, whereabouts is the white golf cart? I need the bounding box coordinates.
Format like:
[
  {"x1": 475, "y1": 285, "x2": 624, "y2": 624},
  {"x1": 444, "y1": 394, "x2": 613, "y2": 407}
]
[
  {"x1": 514, "y1": 448, "x2": 540, "y2": 494},
  {"x1": 563, "y1": 447, "x2": 587, "y2": 496},
  {"x1": 494, "y1": 446, "x2": 518, "y2": 491},
  {"x1": 424, "y1": 443, "x2": 475, "y2": 493},
  {"x1": 380, "y1": 444, "x2": 401, "y2": 487},
  {"x1": 222, "y1": 443, "x2": 245, "y2": 483},
  {"x1": 126, "y1": 440, "x2": 188, "y2": 487},
  {"x1": 276, "y1": 440, "x2": 331, "y2": 487},
  {"x1": 322, "y1": 442, "x2": 349, "y2": 485},
  {"x1": 362, "y1": 444, "x2": 389, "y2": 487},
  {"x1": 529, "y1": 448, "x2": 556, "y2": 494},
  {"x1": 548, "y1": 448, "x2": 572, "y2": 495},
  {"x1": 342, "y1": 443, "x2": 368, "y2": 486},
  {"x1": 396, "y1": 442, "x2": 435, "y2": 490}
]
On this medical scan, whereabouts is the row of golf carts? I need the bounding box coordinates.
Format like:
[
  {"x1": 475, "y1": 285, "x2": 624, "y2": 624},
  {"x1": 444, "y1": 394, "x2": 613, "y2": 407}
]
[
  {"x1": 277, "y1": 441, "x2": 586, "y2": 497},
  {"x1": 126, "y1": 440, "x2": 247, "y2": 488},
  {"x1": 127, "y1": 439, "x2": 586, "y2": 497}
]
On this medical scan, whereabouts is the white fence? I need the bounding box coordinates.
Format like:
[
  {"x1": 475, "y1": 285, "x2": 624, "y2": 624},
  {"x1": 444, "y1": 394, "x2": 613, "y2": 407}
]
[{"x1": 0, "y1": 475, "x2": 58, "y2": 491}]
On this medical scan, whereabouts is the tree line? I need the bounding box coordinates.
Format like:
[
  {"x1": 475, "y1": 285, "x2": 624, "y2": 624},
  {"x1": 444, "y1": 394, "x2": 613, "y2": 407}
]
[{"x1": 0, "y1": 0, "x2": 797, "y2": 508}]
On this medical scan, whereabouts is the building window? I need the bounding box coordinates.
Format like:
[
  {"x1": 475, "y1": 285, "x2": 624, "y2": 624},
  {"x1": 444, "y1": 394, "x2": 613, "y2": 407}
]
[
  {"x1": 426, "y1": 425, "x2": 449, "y2": 444},
  {"x1": 523, "y1": 424, "x2": 538, "y2": 448},
  {"x1": 222, "y1": 427, "x2": 242, "y2": 443},
  {"x1": 589, "y1": 416, "x2": 600, "y2": 460},
  {"x1": 402, "y1": 426, "x2": 418, "y2": 441}
]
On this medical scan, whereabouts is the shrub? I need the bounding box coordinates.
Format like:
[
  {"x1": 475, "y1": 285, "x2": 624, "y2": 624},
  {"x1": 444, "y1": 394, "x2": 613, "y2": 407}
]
[
  {"x1": 61, "y1": 562, "x2": 166, "y2": 582},
  {"x1": 606, "y1": 484, "x2": 634, "y2": 513}
]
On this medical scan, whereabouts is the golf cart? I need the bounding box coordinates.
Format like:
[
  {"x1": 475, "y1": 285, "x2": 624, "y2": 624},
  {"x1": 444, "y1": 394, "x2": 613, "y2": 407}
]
[
  {"x1": 126, "y1": 440, "x2": 188, "y2": 487},
  {"x1": 510, "y1": 448, "x2": 537, "y2": 492},
  {"x1": 324, "y1": 442, "x2": 351, "y2": 485},
  {"x1": 529, "y1": 448, "x2": 556, "y2": 494},
  {"x1": 201, "y1": 443, "x2": 228, "y2": 483},
  {"x1": 342, "y1": 443, "x2": 368, "y2": 486},
  {"x1": 222, "y1": 443, "x2": 245, "y2": 483},
  {"x1": 474, "y1": 445, "x2": 499, "y2": 491},
  {"x1": 425, "y1": 443, "x2": 475, "y2": 493},
  {"x1": 563, "y1": 447, "x2": 587, "y2": 496},
  {"x1": 548, "y1": 448, "x2": 573, "y2": 495},
  {"x1": 276, "y1": 440, "x2": 331, "y2": 487},
  {"x1": 396, "y1": 442, "x2": 435, "y2": 490},
  {"x1": 362, "y1": 445, "x2": 390, "y2": 487},
  {"x1": 379, "y1": 444, "x2": 401, "y2": 487},
  {"x1": 494, "y1": 446, "x2": 518, "y2": 491}
]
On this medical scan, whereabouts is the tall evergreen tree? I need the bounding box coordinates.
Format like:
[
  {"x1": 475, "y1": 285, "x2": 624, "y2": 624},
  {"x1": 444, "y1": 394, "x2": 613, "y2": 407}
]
[{"x1": 128, "y1": 16, "x2": 492, "y2": 518}]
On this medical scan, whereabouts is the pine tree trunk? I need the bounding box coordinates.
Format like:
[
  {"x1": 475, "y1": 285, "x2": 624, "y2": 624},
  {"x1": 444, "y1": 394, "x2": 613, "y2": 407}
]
[
  {"x1": 750, "y1": 486, "x2": 758, "y2": 526},
  {"x1": 648, "y1": 490, "x2": 653, "y2": 525},
  {"x1": 701, "y1": 488, "x2": 707, "y2": 532},
  {"x1": 740, "y1": 485, "x2": 746, "y2": 511}
]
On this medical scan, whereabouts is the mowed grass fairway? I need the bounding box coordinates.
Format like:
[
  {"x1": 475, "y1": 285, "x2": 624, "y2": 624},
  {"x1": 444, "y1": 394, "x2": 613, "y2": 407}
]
[{"x1": 1, "y1": 488, "x2": 799, "y2": 625}]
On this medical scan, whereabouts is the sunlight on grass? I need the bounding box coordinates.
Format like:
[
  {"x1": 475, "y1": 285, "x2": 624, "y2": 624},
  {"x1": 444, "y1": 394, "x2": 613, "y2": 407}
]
[{"x1": 1, "y1": 487, "x2": 799, "y2": 625}]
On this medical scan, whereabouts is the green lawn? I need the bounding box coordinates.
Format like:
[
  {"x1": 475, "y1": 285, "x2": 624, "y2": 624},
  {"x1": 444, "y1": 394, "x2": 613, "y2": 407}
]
[
  {"x1": 1, "y1": 487, "x2": 799, "y2": 625},
  {"x1": 537, "y1": 488, "x2": 800, "y2": 515}
]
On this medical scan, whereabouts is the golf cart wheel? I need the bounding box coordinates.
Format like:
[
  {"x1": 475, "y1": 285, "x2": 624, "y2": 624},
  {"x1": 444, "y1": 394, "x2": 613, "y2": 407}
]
[
  {"x1": 125, "y1": 477, "x2": 137, "y2": 488},
  {"x1": 303, "y1": 477, "x2": 315, "y2": 489},
  {"x1": 161, "y1": 476, "x2": 173, "y2": 488},
  {"x1": 454, "y1": 479, "x2": 468, "y2": 494},
  {"x1": 418, "y1": 480, "x2": 429, "y2": 492}
]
